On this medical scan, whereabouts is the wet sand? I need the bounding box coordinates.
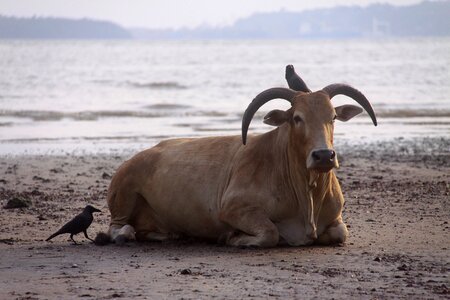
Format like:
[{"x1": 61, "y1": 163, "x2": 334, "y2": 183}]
[{"x1": 0, "y1": 138, "x2": 449, "y2": 299}]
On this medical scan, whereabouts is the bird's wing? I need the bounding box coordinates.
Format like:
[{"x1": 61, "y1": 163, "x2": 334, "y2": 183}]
[
  {"x1": 57, "y1": 213, "x2": 92, "y2": 235},
  {"x1": 285, "y1": 65, "x2": 311, "y2": 93}
]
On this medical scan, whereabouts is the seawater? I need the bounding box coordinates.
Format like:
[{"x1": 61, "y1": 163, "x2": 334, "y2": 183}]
[{"x1": 0, "y1": 38, "x2": 449, "y2": 155}]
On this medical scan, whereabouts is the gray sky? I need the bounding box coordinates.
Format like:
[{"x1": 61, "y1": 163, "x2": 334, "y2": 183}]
[{"x1": 0, "y1": 0, "x2": 422, "y2": 29}]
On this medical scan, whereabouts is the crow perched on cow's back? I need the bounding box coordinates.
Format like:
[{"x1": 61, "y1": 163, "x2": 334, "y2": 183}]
[
  {"x1": 46, "y1": 205, "x2": 101, "y2": 244},
  {"x1": 285, "y1": 65, "x2": 311, "y2": 93}
]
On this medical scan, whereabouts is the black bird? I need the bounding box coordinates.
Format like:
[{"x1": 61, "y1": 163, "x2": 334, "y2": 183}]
[
  {"x1": 285, "y1": 64, "x2": 311, "y2": 93},
  {"x1": 46, "y1": 205, "x2": 101, "y2": 244}
]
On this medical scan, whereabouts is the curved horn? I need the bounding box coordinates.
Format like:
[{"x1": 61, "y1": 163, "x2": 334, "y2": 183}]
[
  {"x1": 322, "y1": 84, "x2": 377, "y2": 126},
  {"x1": 242, "y1": 87, "x2": 296, "y2": 145}
]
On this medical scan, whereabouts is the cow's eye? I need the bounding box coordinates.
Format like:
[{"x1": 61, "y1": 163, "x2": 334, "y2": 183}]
[{"x1": 293, "y1": 115, "x2": 303, "y2": 124}]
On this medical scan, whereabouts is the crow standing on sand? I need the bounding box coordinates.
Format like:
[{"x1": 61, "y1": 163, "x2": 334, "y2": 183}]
[
  {"x1": 285, "y1": 64, "x2": 311, "y2": 93},
  {"x1": 46, "y1": 205, "x2": 101, "y2": 244}
]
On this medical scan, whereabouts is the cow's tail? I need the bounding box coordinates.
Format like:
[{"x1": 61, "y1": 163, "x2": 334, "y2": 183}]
[
  {"x1": 94, "y1": 187, "x2": 115, "y2": 246},
  {"x1": 95, "y1": 168, "x2": 138, "y2": 246},
  {"x1": 94, "y1": 232, "x2": 111, "y2": 246}
]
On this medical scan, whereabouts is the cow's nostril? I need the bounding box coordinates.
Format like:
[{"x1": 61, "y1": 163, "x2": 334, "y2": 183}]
[
  {"x1": 312, "y1": 151, "x2": 320, "y2": 161},
  {"x1": 330, "y1": 150, "x2": 336, "y2": 160}
]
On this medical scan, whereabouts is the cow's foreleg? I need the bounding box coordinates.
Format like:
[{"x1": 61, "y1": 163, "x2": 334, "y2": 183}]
[
  {"x1": 316, "y1": 218, "x2": 348, "y2": 245},
  {"x1": 219, "y1": 207, "x2": 279, "y2": 248},
  {"x1": 316, "y1": 174, "x2": 348, "y2": 245}
]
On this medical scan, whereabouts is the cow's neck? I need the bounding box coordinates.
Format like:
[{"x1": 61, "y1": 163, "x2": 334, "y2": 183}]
[
  {"x1": 309, "y1": 170, "x2": 333, "y2": 228},
  {"x1": 276, "y1": 127, "x2": 332, "y2": 239}
]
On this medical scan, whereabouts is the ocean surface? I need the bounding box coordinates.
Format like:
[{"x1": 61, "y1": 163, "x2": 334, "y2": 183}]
[{"x1": 0, "y1": 38, "x2": 449, "y2": 155}]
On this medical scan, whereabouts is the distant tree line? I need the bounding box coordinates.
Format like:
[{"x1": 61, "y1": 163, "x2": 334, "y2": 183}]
[
  {"x1": 131, "y1": 1, "x2": 450, "y2": 39},
  {"x1": 0, "y1": 16, "x2": 131, "y2": 39}
]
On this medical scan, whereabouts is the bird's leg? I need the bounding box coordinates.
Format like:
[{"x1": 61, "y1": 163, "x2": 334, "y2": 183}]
[
  {"x1": 83, "y1": 230, "x2": 94, "y2": 242},
  {"x1": 70, "y1": 234, "x2": 80, "y2": 245}
]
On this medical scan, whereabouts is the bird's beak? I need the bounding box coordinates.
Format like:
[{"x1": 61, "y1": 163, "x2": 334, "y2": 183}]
[{"x1": 92, "y1": 207, "x2": 101, "y2": 213}]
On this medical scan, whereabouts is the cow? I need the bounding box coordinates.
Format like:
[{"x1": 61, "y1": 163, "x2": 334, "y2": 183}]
[{"x1": 95, "y1": 67, "x2": 377, "y2": 248}]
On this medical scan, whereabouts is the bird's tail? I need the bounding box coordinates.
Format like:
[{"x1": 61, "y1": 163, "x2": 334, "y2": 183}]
[
  {"x1": 94, "y1": 232, "x2": 111, "y2": 246},
  {"x1": 45, "y1": 232, "x2": 59, "y2": 241}
]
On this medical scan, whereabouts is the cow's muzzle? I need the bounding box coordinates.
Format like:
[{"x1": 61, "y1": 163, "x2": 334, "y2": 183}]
[{"x1": 307, "y1": 149, "x2": 337, "y2": 172}]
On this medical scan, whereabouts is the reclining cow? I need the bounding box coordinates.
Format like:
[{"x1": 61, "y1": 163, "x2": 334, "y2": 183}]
[{"x1": 95, "y1": 66, "x2": 377, "y2": 247}]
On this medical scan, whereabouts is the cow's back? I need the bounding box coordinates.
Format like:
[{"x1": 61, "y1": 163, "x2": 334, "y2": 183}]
[{"x1": 118, "y1": 135, "x2": 242, "y2": 238}]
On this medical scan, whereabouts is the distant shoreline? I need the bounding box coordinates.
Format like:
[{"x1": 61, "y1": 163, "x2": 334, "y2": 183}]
[
  {"x1": 0, "y1": 136, "x2": 448, "y2": 157},
  {"x1": 1, "y1": 36, "x2": 450, "y2": 41}
]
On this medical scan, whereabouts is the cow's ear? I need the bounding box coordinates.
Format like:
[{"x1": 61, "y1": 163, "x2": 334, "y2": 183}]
[
  {"x1": 334, "y1": 105, "x2": 363, "y2": 122},
  {"x1": 263, "y1": 109, "x2": 290, "y2": 126}
]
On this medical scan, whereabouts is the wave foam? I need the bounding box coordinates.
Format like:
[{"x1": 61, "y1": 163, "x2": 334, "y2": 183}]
[{"x1": 127, "y1": 81, "x2": 188, "y2": 90}]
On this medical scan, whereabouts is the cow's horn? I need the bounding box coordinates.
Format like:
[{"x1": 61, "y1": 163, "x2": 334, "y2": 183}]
[
  {"x1": 242, "y1": 87, "x2": 296, "y2": 145},
  {"x1": 322, "y1": 83, "x2": 377, "y2": 126}
]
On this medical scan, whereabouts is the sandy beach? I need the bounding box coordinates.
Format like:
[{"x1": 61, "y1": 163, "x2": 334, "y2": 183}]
[{"x1": 0, "y1": 137, "x2": 448, "y2": 299}]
